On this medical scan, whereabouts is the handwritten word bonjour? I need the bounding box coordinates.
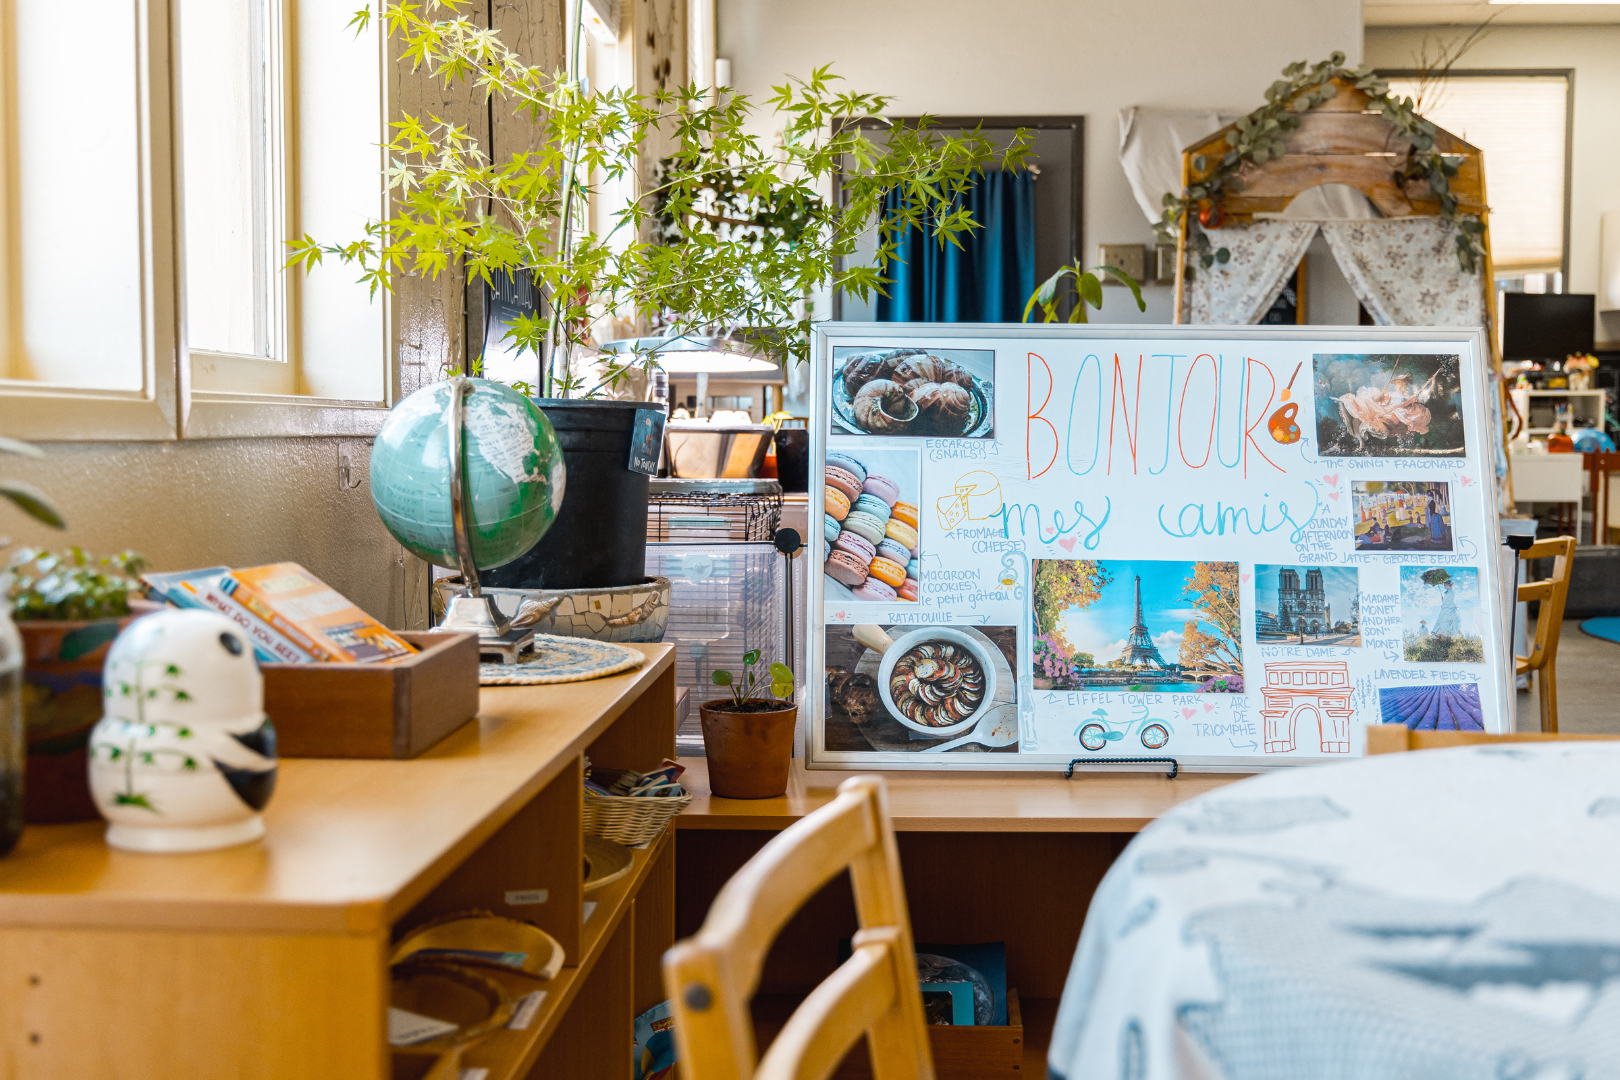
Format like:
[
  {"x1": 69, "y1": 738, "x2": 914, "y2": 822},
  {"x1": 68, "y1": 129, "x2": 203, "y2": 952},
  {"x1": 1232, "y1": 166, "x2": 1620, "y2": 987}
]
[{"x1": 1026, "y1": 351, "x2": 1290, "y2": 481}]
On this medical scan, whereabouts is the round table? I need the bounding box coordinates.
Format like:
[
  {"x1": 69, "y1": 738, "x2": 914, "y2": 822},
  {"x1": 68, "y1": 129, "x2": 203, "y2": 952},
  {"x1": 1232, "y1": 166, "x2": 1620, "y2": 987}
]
[{"x1": 1048, "y1": 743, "x2": 1620, "y2": 1080}]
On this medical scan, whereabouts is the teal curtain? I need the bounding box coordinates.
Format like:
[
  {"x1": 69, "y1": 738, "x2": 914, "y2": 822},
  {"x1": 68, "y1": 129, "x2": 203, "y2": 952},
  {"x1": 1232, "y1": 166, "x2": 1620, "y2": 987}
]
[{"x1": 875, "y1": 169, "x2": 1036, "y2": 323}]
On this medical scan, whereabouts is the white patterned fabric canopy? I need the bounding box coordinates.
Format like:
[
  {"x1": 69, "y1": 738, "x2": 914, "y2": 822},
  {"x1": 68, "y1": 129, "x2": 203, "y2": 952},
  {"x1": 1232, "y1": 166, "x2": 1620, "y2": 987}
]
[
  {"x1": 1321, "y1": 218, "x2": 1485, "y2": 328},
  {"x1": 1184, "y1": 217, "x2": 1484, "y2": 329},
  {"x1": 1184, "y1": 221, "x2": 1317, "y2": 325}
]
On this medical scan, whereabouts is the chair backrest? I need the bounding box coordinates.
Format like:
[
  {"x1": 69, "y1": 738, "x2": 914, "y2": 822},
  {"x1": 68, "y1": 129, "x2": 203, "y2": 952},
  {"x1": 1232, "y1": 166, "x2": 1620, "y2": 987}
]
[
  {"x1": 1365, "y1": 723, "x2": 1620, "y2": 754},
  {"x1": 1517, "y1": 535, "x2": 1575, "y2": 668},
  {"x1": 664, "y1": 776, "x2": 933, "y2": 1080}
]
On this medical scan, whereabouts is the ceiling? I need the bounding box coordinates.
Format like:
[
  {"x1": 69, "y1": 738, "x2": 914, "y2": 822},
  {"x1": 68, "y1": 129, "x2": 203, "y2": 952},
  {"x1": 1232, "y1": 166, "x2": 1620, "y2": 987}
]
[{"x1": 1365, "y1": 0, "x2": 1620, "y2": 26}]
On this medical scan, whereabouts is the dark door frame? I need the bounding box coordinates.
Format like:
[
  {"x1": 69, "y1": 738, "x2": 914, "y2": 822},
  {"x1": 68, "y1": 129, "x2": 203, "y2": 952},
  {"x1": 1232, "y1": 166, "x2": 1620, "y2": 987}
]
[{"x1": 829, "y1": 115, "x2": 1085, "y2": 321}]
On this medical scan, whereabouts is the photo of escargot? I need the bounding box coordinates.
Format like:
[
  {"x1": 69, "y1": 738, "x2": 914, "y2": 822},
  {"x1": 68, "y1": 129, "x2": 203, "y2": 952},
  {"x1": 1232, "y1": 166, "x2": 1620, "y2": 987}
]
[{"x1": 830, "y1": 347, "x2": 995, "y2": 438}]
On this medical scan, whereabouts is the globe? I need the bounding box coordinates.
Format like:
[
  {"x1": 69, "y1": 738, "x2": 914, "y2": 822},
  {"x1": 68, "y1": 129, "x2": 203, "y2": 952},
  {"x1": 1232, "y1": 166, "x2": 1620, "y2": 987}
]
[{"x1": 369, "y1": 378, "x2": 566, "y2": 570}]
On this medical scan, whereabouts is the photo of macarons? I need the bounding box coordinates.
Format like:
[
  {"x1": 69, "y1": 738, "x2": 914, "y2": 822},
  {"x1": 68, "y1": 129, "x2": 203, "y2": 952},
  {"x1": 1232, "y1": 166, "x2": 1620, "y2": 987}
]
[{"x1": 822, "y1": 447, "x2": 923, "y2": 607}]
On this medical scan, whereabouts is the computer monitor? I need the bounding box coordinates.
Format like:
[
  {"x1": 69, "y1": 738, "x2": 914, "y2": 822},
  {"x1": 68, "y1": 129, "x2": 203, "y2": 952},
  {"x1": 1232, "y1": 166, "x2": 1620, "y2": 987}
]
[{"x1": 1502, "y1": 293, "x2": 1595, "y2": 361}]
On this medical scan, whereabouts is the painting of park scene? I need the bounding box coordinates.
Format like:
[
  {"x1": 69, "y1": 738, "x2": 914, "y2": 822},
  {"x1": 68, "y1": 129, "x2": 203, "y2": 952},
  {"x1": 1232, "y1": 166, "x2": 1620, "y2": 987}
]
[
  {"x1": 1352, "y1": 480, "x2": 1453, "y2": 551},
  {"x1": 1312, "y1": 353, "x2": 1466, "y2": 458},
  {"x1": 1031, "y1": 560, "x2": 1244, "y2": 693},
  {"x1": 1254, "y1": 565, "x2": 1361, "y2": 645},
  {"x1": 1401, "y1": 565, "x2": 1485, "y2": 663}
]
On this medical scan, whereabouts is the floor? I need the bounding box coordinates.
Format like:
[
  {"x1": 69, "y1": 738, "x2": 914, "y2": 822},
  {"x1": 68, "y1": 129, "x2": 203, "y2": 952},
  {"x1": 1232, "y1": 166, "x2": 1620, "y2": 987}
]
[{"x1": 1519, "y1": 618, "x2": 1620, "y2": 734}]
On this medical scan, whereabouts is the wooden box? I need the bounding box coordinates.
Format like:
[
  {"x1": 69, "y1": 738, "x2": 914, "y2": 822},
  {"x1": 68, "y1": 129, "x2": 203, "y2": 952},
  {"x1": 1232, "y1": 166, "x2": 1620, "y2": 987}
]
[
  {"x1": 263, "y1": 631, "x2": 480, "y2": 759},
  {"x1": 929, "y1": 990, "x2": 1025, "y2": 1078},
  {"x1": 754, "y1": 989, "x2": 1025, "y2": 1079}
]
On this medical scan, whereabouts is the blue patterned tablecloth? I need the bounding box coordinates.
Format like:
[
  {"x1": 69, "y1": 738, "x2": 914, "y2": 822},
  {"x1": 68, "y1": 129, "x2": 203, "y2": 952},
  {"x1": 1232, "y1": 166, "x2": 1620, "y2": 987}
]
[{"x1": 1049, "y1": 743, "x2": 1620, "y2": 1080}]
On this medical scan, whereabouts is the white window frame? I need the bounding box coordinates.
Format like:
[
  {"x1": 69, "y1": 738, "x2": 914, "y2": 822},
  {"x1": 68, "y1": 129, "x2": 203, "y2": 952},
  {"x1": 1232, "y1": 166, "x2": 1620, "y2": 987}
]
[
  {"x1": 0, "y1": 0, "x2": 180, "y2": 441},
  {"x1": 0, "y1": 0, "x2": 396, "y2": 443}
]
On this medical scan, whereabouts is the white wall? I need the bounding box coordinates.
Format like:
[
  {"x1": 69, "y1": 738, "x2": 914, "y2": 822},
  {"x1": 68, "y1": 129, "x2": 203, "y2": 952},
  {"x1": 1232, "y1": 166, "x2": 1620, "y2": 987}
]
[
  {"x1": 718, "y1": 0, "x2": 1364, "y2": 324},
  {"x1": 1365, "y1": 25, "x2": 1620, "y2": 345}
]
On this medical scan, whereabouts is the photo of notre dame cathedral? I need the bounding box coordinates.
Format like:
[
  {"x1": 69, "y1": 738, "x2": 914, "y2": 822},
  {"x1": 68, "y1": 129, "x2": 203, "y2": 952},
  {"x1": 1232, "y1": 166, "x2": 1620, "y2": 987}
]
[{"x1": 1255, "y1": 565, "x2": 1361, "y2": 645}]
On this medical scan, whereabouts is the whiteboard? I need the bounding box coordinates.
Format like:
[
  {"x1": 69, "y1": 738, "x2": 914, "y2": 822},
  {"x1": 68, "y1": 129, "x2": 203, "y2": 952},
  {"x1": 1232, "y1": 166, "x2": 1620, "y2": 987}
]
[{"x1": 807, "y1": 324, "x2": 1508, "y2": 772}]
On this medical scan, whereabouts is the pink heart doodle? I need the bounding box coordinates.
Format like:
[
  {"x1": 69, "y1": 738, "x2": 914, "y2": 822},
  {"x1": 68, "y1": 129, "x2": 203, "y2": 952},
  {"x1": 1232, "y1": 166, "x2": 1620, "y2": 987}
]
[
  {"x1": 1323, "y1": 474, "x2": 1340, "y2": 488},
  {"x1": 834, "y1": 610, "x2": 846, "y2": 621},
  {"x1": 1241, "y1": 573, "x2": 1253, "y2": 584},
  {"x1": 1460, "y1": 476, "x2": 1475, "y2": 487},
  {"x1": 1058, "y1": 536, "x2": 1078, "y2": 553},
  {"x1": 1202, "y1": 703, "x2": 1215, "y2": 713},
  {"x1": 1181, "y1": 707, "x2": 1197, "y2": 719},
  {"x1": 1328, "y1": 491, "x2": 1340, "y2": 502}
]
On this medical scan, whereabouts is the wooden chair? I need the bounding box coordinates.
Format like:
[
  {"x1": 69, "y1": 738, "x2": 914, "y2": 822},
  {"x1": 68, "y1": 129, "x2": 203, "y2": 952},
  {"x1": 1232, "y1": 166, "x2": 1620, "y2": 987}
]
[
  {"x1": 1516, "y1": 535, "x2": 1576, "y2": 732},
  {"x1": 1365, "y1": 724, "x2": 1620, "y2": 753},
  {"x1": 663, "y1": 776, "x2": 933, "y2": 1080}
]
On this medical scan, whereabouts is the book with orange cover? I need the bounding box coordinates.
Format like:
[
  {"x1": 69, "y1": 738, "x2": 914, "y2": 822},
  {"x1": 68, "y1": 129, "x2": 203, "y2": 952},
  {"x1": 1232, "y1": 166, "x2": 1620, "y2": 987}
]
[{"x1": 220, "y1": 562, "x2": 417, "y2": 664}]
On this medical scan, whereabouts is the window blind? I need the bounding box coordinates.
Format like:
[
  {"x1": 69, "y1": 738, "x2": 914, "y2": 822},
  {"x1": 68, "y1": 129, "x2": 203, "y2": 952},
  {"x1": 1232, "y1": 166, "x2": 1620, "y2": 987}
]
[{"x1": 1384, "y1": 75, "x2": 1568, "y2": 275}]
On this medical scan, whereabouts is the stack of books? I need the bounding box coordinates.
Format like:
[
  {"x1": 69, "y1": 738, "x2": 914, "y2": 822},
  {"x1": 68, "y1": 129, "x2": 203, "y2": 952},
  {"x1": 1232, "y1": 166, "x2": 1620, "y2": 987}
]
[{"x1": 143, "y1": 562, "x2": 417, "y2": 666}]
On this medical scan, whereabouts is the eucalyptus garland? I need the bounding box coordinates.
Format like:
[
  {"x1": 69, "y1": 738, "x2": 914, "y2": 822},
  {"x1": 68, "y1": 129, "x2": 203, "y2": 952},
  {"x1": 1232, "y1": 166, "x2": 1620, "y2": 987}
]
[{"x1": 1154, "y1": 53, "x2": 1487, "y2": 279}]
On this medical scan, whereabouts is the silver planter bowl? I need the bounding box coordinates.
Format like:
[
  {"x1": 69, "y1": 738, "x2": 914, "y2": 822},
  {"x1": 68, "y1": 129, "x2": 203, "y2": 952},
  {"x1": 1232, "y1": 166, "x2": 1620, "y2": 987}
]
[{"x1": 432, "y1": 576, "x2": 670, "y2": 644}]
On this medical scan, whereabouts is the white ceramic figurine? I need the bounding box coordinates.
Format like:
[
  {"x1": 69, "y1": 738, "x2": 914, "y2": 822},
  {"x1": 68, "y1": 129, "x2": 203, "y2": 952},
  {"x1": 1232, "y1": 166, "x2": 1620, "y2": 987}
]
[{"x1": 87, "y1": 609, "x2": 277, "y2": 852}]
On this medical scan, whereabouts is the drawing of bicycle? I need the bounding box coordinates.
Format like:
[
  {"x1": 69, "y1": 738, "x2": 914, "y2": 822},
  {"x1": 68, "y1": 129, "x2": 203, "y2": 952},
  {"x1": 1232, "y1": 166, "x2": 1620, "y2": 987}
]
[{"x1": 1074, "y1": 704, "x2": 1172, "y2": 752}]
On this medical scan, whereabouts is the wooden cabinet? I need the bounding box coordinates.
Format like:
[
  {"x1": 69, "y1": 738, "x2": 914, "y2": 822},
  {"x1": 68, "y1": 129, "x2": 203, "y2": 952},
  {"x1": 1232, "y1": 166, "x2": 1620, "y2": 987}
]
[{"x1": 0, "y1": 646, "x2": 677, "y2": 1080}]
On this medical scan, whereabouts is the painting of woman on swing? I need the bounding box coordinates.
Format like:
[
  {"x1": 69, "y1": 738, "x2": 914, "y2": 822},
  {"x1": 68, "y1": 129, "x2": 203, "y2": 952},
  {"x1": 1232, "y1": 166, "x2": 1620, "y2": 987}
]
[{"x1": 1312, "y1": 354, "x2": 1467, "y2": 458}]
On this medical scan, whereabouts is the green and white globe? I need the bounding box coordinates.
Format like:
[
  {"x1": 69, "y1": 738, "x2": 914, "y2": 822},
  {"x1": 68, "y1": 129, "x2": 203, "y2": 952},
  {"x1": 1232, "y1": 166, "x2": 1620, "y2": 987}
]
[{"x1": 370, "y1": 378, "x2": 566, "y2": 570}]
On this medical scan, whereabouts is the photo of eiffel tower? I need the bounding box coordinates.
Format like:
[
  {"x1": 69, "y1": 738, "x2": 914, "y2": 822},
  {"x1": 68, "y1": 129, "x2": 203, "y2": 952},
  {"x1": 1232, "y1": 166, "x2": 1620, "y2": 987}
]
[{"x1": 1118, "y1": 575, "x2": 1169, "y2": 668}]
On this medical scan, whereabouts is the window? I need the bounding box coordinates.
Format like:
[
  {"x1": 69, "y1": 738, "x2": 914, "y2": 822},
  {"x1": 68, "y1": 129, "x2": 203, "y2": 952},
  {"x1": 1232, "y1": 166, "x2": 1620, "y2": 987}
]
[
  {"x1": 1382, "y1": 73, "x2": 1571, "y2": 278},
  {"x1": 0, "y1": 0, "x2": 393, "y2": 440},
  {"x1": 178, "y1": 0, "x2": 284, "y2": 367},
  {"x1": 0, "y1": 0, "x2": 178, "y2": 439}
]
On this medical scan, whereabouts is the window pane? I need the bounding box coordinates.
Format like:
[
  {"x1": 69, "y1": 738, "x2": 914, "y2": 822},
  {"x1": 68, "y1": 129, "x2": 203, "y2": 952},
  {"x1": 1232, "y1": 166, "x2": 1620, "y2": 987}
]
[
  {"x1": 13, "y1": 0, "x2": 145, "y2": 389},
  {"x1": 178, "y1": 0, "x2": 269, "y2": 357},
  {"x1": 1385, "y1": 75, "x2": 1567, "y2": 275}
]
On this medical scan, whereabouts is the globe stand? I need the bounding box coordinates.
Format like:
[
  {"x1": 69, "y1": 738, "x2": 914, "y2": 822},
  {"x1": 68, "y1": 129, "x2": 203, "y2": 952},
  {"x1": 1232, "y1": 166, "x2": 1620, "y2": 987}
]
[{"x1": 436, "y1": 377, "x2": 537, "y2": 662}]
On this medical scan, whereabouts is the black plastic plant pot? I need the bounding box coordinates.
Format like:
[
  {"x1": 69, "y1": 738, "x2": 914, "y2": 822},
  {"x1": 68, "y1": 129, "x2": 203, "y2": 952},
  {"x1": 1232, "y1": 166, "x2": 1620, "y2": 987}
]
[{"x1": 483, "y1": 399, "x2": 654, "y2": 591}]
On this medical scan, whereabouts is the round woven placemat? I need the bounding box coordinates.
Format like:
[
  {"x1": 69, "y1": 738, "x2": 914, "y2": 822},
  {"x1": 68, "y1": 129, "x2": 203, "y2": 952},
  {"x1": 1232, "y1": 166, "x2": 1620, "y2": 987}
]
[{"x1": 480, "y1": 634, "x2": 646, "y2": 685}]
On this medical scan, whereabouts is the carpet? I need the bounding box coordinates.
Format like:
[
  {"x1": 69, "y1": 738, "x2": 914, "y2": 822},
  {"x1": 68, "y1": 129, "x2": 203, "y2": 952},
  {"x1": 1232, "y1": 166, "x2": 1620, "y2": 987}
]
[{"x1": 1579, "y1": 617, "x2": 1620, "y2": 645}]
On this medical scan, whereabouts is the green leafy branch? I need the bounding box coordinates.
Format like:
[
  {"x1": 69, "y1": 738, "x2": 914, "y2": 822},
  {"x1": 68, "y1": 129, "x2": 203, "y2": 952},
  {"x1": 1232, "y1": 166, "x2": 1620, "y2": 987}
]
[
  {"x1": 294, "y1": 1, "x2": 1028, "y2": 398},
  {"x1": 710, "y1": 649, "x2": 794, "y2": 707},
  {"x1": 1153, "y1": 52, "x2": 1486, "y2": 278}
]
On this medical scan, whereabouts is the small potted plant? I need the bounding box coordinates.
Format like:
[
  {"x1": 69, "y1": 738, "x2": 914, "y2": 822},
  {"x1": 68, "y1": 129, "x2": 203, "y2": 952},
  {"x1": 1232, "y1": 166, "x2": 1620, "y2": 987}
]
[
  {"x1": 700, "y1": 651, "x2": 796, "y2": 800},
  {"x1": 5, "y1": 547, "x2": 153, "y2": 822}
]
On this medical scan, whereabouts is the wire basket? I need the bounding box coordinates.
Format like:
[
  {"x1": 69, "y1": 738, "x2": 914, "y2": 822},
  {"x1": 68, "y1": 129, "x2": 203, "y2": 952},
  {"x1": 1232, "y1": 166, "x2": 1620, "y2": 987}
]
[
  {"x1": 582, "y1": 788, "x2": 692, "y2": 846},
  {"x1": 648, "y1": 479, "x2": 782, "y2": 542}
]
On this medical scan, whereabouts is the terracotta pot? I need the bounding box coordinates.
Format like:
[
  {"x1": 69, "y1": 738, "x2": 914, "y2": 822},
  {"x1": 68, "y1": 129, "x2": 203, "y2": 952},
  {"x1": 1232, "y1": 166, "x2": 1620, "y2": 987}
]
[
  {"x1": 698, "y1": 698, "x2": 797, "y2": 800},
  {"x1": 20, "y1": 603, "x2": 160, "y2": 823}
]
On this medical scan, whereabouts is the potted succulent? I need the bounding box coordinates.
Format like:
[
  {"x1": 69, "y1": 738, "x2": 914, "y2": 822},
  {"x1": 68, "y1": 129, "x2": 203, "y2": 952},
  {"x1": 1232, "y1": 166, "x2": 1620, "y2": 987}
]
[
  {"x1": 293, "y1": 3, "x2": 1022, "y2": 597},
  {"x1": 700, "y1": 651, "x2": 797, "y2": 800},
  {"x1": 6, "y1": 547, "x2": 153, "y2": 824}
]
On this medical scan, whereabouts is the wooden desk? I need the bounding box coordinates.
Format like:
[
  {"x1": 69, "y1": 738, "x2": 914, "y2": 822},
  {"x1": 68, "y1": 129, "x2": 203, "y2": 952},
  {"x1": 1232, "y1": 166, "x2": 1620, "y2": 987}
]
[
  {"x1": 676, "y1": 757, "x2": 1241, "y2": 833},
  {"x1": 0, "y1": 646, "x2": 677, "y2": 1080},
  {"x1": 674, "y1": 756, "x2": 1248, "y2": 1078}
]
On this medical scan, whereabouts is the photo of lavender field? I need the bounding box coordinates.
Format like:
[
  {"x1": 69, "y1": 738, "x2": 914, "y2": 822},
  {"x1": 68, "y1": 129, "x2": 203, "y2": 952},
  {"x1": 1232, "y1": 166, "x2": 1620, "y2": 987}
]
[{"x1": 1378, "y1": 683, "x2": 1484, "y2": 731}]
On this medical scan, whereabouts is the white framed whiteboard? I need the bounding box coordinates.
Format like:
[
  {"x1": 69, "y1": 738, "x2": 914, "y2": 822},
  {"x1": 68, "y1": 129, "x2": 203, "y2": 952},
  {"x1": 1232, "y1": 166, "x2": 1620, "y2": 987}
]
[{"x1": 807, "y1": 323, "x2": 1509, "y2": 772}]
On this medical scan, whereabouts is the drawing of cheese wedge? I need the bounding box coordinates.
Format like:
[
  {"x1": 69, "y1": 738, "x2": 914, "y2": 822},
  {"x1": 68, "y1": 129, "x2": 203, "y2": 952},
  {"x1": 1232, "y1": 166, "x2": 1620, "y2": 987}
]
[{"x1": 935, "y1": 470, "x2": 1003, "y2": 531}]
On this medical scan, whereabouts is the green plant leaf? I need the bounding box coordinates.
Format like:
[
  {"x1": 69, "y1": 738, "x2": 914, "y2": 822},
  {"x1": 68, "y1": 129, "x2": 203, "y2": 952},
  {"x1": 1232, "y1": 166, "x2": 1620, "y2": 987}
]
[
  {"x1": 743, "y1": 649, "x2": 760, "y2": 667},
  {"x1": 768, "y1": 662, "x2": 794, "y2": 699},
  {"x1": 1093, "y1": 264, "x2": 1146, "y2": 314},
  {"x1": 0, "y1": 481, "x2": 65, "y2": 529},
  {"x1": 0, "y1": 435, "x2": 43, "y2": 458},
  {"x1": 710, "y1": 670, "x2": 733, "y2": 687}
]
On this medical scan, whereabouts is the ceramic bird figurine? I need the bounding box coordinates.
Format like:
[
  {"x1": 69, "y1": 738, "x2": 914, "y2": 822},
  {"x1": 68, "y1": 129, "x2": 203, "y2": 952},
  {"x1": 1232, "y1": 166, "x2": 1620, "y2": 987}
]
[{"x1": 88, "y1": 609, "x2": 277, "y2": 853}]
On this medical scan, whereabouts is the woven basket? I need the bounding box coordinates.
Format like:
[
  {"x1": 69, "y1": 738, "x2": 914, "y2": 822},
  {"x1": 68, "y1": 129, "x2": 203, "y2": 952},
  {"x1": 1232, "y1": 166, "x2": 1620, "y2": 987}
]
[{"x1": 582, "y1": 788, "x2": 693, "y2": 846}]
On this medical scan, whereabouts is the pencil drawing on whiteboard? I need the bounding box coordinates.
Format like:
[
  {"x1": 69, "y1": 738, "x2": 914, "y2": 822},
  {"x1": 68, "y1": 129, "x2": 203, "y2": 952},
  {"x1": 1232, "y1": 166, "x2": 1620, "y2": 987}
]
[
  {"x1": 1031, "y1": 560, "x2": 1243, "y2": 693},
  {"x1": 1313, "y1": 353, "x2": 1466, "y2": 458}
]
